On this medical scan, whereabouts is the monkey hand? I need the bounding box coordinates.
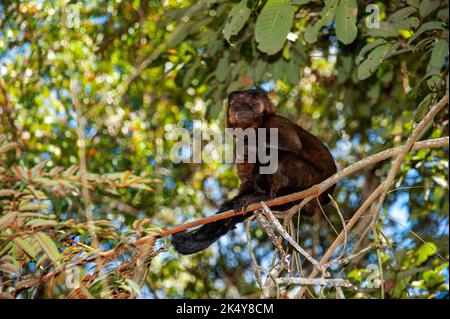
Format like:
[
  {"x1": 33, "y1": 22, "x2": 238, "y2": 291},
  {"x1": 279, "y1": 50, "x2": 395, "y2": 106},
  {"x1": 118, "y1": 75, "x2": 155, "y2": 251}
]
[{"x1": 230, "y1": 193, "x2": 272, "y2": 213}]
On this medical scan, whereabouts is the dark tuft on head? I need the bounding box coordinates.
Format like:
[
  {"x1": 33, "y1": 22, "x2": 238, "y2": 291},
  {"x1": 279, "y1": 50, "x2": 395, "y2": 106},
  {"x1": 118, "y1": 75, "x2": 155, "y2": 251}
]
[{"x1": 228, "y1": 88, "x2": 268, "y2": 102}]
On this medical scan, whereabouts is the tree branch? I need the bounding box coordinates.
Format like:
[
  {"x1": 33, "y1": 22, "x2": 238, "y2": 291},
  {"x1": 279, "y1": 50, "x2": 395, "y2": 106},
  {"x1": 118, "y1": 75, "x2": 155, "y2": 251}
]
[
  {"x1": 139, "y1": 136, "x2": 448, "y2": 242},
  {"x1": 295, "y1": 94, "x2": 448, "y2": 298}
]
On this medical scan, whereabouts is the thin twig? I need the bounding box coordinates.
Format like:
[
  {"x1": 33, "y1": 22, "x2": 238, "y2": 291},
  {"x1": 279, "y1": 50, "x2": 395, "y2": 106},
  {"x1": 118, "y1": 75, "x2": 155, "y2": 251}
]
[
  {"x1": 327, "y1": 194, "x2": 347, "y2": 264},
  {"x1": 322, "y1": 245, "x2": 374, "y2": 269},
  {"x1": 260, "y1": 202, "x2": 326, "y2": 275},
  {"x1": 245, "y1": 219, "x2": 264, "y2": 291}
]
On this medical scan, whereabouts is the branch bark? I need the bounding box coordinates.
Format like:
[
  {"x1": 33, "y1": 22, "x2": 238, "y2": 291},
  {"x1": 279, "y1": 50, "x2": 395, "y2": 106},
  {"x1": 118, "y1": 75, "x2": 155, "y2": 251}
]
[
  {"x1": 139, "y1": 136, "x2": 448, "y2": 242},
  {"x1": 295, "y1": 94, "x2": 448, "y2": 298}
]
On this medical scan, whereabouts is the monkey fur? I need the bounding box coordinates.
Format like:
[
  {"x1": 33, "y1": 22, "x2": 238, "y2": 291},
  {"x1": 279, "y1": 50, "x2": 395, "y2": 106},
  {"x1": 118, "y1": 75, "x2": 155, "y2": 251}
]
[{"x1": 171, "y1": 89, "x2": 337, "y2": 255}]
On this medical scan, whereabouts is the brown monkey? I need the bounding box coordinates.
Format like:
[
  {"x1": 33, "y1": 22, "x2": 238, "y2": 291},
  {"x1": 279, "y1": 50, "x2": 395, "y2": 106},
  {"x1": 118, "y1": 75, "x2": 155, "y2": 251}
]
[{"x1": 172, "y1": 89, "x2": 336, "y2": 254}]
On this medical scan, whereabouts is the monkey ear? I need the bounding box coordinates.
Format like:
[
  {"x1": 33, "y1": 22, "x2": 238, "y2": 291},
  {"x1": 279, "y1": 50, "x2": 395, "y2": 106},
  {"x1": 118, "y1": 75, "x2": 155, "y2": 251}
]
[
  {"x1": 262, "y1": 96, "x2": 276, "y2": 115},
  {"x1": 254, "y1": 88, "x2": 268, "y2": 99}
]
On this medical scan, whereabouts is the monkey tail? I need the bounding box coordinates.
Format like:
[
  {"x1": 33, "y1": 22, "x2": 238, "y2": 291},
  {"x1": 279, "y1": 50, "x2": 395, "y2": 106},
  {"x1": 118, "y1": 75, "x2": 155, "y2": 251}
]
[
  {"x1": 170, "y1": 217, "x2": 241, "y2": 255},
  {"x1": 171, "y1": 197, "x2": 254, "y2": 255}
]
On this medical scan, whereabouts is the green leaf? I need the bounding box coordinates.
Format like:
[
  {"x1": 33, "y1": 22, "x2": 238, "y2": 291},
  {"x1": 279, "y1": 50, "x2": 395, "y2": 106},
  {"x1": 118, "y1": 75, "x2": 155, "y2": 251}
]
[
  {"x1": 408, "y1": 21, "x2": 446, "y2": 44},
  {"x1": 231, "y1": 61, "x2": 245, "y2": 80},
  {"x1": 286, "y1": 58, "x2": 301, "y2": 85},
  {"x1": 252, "y1": 60, "x2": 267, "y2": 80},
  {"x1": 304, "y1": 23, "x2": 321, "y2": 44},
  {"x1": 337, "y1": 55, "x2": 353, "y2": 82},
  {"x1": 255, "y1": 0, "x2": 296, "y2": 55},
  {"x1": 304, "y1": 0, "x2": 338, "y2": 44},
  {"x1": 182, "y1": 63, "x2": 199, "y2": 87},
  {"x1": 25, "y1": 219, "x2": 58, "y2": 229},
  {"x1": 427, "y1": 39, "x2": 448, "y2": 74},
  {"x1": 34, "y1": 232, "x2": 60, "y2": 264},
  {"x1": 414, "y1": 93, "x2": 435, "y2": 122},
  {"x1": 321, "y1": 0, "x2": 338, "y2": 25},
  {"x1": 0, "y1": 211, "x2": 18, "y2": 230},
  {"x1": 215, "y1": 51, "x2": 230, "y2": 82},
  {"x1": 422, "y1": 269, "x2": 445, "y2": 286},
  {"x1": 419, "y1": 0, "x2": 441, "y2": 17},
  {"x1": 408, "y1": 16, "x2": 421, "y2": 29},
  {"x1": 406, "y1": 0, "x2": 421, "y2": 8},
  {"x1": 168, "y1": 21, "x2": 194, "y2": 49},
  {"x1": 271, "y1": 58, "x2": 285, "y2": 81},
  {"x1": 13, "y1": 237, "x2": 37, "y2": 259},
  {"x1": 367, "y1": 83, "x2": 380, "y2": 99},
  {"x1": 388, "y1": 6, "x2": 417, "y2": 22},
  {"x1": 356, "y1": 39, "x2": 387, "y2": 64},
  {"x1": 335, "y1": 0, "x2": 358, "y2": 45},
  {"x1": 357, "y1": 44, "x2": 392, "y2": 80},
  {"x1": 367, "y1": 21, "x2": 400, "y2": 38},
  {"x1": 416, "y1": 242, "x2": 438, "y2": 264},
  {"x1": 426, "y1": 39, "x2": 448, "y2": 89},
  {"x1": 223, "y1": 0, "x2": 252, "y2": 43},
  {"x1": 437, "y1": 8, "x2": 449, "y2": 22}
]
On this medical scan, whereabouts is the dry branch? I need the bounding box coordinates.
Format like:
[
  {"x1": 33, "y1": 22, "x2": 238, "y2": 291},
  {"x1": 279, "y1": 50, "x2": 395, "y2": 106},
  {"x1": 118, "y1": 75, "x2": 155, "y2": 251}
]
[
  {"x1": 142, "y1": 136, "x2": 448, "y2": 242},
  {"x1": 260, "y1": 202, "x2": 325, "y2": 274},
  {"x1": 256, "y1": 213, "x2": 289, "y2": 269},
  {"x1": 20, "y1": 134, "x2": 447, "y2": 294},
  {"x1": 371, "y1": 94, "x2": 449, "y2": 226},
  {"x1": 261, "y1": 255, "x2": 290, "y2": 299},
  {"x1": 295, "y1": 94, "x2": 448, "y2": 298},
  {"x1": 22, "y1": 132, "x2": 447, "y2": 293},
  {"x1": 322, "y1": 245, "x2": 374, "y2": 269}
]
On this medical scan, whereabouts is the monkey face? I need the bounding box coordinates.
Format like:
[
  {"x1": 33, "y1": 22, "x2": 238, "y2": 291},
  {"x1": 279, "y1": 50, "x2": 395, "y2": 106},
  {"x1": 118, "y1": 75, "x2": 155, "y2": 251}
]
[{"x1": 227, "y1": 89, "x2": 275, "y2": 128}]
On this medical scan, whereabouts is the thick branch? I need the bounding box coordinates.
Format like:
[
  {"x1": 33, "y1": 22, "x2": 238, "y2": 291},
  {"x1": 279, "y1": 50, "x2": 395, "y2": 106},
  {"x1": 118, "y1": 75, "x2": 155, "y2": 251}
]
[
  {"x1": 372, "y1": 95, "x2": 449, "y2": 224},
  {"x1": 295, "y1": 95, "x2": 448, "y2": 298},
  {"x1": 146, "y1": 136, "x2": 448, "y2": 241}
]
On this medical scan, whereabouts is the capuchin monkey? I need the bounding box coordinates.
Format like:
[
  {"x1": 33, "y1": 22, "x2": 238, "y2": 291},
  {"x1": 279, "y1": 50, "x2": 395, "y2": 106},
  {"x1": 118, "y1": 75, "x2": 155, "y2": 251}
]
[{"x1": 171, "y1": 89, "x2": 337, "y2": 255}]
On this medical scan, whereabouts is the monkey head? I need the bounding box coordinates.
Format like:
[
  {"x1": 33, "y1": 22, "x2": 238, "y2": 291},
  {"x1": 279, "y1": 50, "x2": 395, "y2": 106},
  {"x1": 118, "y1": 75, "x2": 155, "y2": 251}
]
[{"x1": 227, "y1": 89, "x2": 276, "y2": 128}]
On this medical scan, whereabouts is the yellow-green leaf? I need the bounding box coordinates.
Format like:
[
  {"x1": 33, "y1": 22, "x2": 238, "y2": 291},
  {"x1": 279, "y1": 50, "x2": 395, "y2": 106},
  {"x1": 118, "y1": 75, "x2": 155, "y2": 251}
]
[
  {"x1": 0, "y1": 211, "x2": 18, "y2": 230},
  {"x1": 13, "y1": 237, "x2": 37, "y2": 259},
  {"x1": 26, "y1": 219, "x2": 58, "y2": 229},
  {"x1": 34, "y1": 232, "x2": 60, "y2": 264},
  {"x1": 416, "y1": 242, "x2": 438, "y2": 264}
]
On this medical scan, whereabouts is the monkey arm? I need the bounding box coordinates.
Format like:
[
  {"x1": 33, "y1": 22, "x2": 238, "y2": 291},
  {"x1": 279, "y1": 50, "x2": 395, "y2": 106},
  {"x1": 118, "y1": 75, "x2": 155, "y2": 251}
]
[{"x1": 265, "y1": 116, "x2": 303, "y2": 154}]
